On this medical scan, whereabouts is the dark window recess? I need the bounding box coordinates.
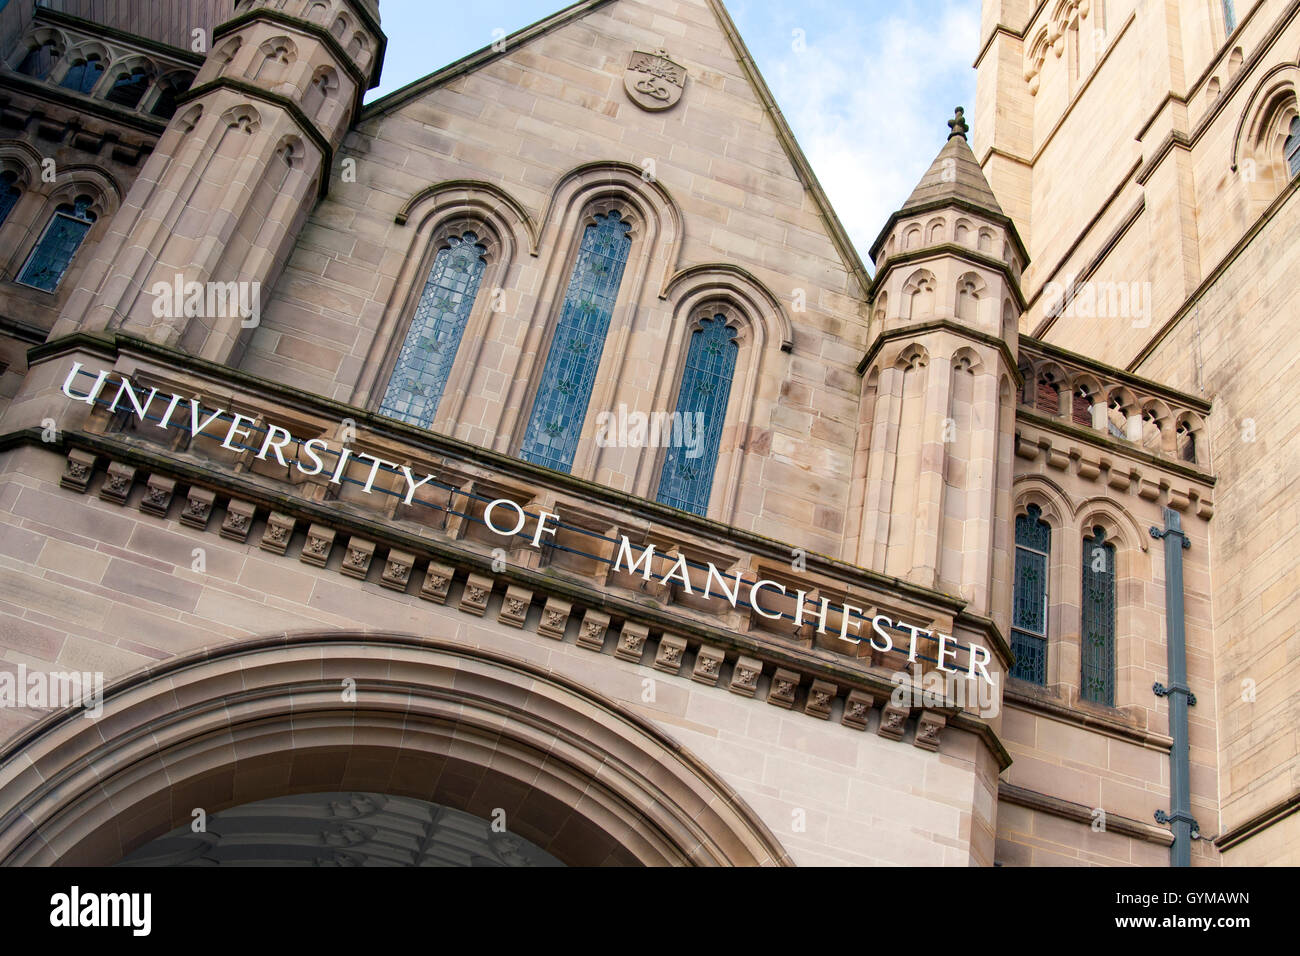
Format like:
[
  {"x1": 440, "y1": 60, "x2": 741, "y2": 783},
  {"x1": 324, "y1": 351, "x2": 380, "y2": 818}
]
[
  {"x1": 17, "y1": 42, "x2": 57, "y2": 79},
  {"x1": 105, "y1": 69, "x2": 150, "y2": 108},
  {"x1": 0, "y1": 171, "x2": 20, "y2": 228},
  {"x1": 60, "y1": 56, "x2": 104, "y2": 95},
  {"x1": 150, "y1": 73, "x2": 193, "y2": 120}
]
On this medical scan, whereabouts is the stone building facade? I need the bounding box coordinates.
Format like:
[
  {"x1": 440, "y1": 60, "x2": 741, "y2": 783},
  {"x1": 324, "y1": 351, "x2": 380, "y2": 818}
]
[{"x1": 0, "y1": 0, "x2": 1288, "y2": 866}]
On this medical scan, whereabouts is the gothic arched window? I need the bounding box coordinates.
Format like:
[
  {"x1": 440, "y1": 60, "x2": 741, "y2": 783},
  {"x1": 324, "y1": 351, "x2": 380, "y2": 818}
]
[
  {"x1": 656, "y1": 314, "x2": 738, "y2": 516},
  {"x1": 1222, "y1": 0, "x2": 1237, "y2": 33},
  {"x1": 17, "y1": 41, "x2": 58, "y2": 79},
  {"x1": 520, "y1": 210, "x2": 632, "y2": 473},
  {"x1": 150, "y1": 72, "x2": 193, "y2": 120},
  {"x1": 105, "y1": 67, "x2": 151, "y2": 108},
  {"x1": 1081, "y1": 526, "x2": 1116, "y2": 705},
  {"x1": 1177, "y1": 421, "x2": 1198, "y2": 464},
  {"x1": 1285, "y1": 116, "x2": 1300, "y2": 179},
  {"x1": 17, "y1": 195, "x2": 96, "y2": 292},
  {"x1": 60, "y1": 55, "x2": 104, "y2": 95},
  {"x1": 1010, "y1": 505, "x2": 1051, "y2": 684},
  {"x1": 378, "y1": 232, "x2": 487, "y2": 429},
  {"x1": 1072, "y1": 385, "x2": 1094, "y2": 426},
  {"x1": 0, "y1": 172, "x2": 21, "y2": 229}
]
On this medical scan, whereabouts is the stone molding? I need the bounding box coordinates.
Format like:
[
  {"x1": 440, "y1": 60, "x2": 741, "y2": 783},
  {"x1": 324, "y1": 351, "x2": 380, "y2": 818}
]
[
  {"x1": 0, "y1": 633, "x2": 792, "y2": 866},
  {"x1": 39, "y1": 440, "x2": 1020, "y2": 764}
]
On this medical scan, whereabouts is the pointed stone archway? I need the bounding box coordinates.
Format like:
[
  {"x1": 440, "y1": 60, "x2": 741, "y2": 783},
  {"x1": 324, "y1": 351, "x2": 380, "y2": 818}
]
[{"x1": 0, "y1": 632, "x2": 791, "y2": 866}]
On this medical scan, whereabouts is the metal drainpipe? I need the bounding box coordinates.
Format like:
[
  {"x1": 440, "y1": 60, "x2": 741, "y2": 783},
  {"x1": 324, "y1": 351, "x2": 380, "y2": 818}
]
[{"x1": 1151, "y1": 506, "x2": 1197, "y2": 866}]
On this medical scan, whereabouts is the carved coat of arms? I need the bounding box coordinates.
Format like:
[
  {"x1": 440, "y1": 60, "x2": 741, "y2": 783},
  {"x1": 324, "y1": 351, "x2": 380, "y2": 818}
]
[{"x1": 623, "y1": 50, "x2": 686, "y2": 111}]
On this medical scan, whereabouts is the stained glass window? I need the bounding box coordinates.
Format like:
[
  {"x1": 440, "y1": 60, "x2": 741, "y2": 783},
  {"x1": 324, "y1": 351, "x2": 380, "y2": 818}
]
[
  {"x1": 656, "y1": 315, "x2": 737, "y2": 516},
  {"x1": 17, "y1": 196, "x2": 96, "y2": 292},
  {"x1": 378, "y1": 232, "x2": 487, "y2": 429},
  {"x1": 1285, "y1": 116, "x2": 1300, "y2": 179},
  {"x1": 520, "y1": 211, "x2": 631, "y2": 473},
  {"x1": 1010, "y1": 505, "x2": 1050, "y2": 684},
  {"x1": 1081, "y1": 526, "x2": 1116, "y2": 705},
  {"x1": 60, "y1": 56, "x2": 104, "y2": 95},
  {"x1": 0, "y1": 171, "x2": 20, "y2": 228}
]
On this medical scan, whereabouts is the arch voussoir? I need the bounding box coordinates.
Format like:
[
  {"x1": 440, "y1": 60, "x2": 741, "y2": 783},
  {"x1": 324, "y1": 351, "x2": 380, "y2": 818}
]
[{"x1": 0, "y1": 631, "x2": 790, "y2": 868}]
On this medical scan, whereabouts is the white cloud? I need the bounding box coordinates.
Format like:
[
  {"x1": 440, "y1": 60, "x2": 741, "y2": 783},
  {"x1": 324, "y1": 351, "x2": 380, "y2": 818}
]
[{"x1": 745, "y1": 1, "x2": 981, "y2": 269}]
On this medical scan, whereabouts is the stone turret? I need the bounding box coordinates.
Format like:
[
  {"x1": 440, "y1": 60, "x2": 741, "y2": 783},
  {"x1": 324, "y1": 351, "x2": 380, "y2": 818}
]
[
  {"x1": 50, "y1": 0, "x2": 386, "y2": 364},
  {"x1": 847, "y1": 108, "x2": 1028, "y2": 631}
]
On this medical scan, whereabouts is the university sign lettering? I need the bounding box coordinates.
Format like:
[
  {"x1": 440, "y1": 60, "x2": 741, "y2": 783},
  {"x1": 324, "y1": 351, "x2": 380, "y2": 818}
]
[{"x1": 58, "y1": 362, "x2": 996, "y2": 688}]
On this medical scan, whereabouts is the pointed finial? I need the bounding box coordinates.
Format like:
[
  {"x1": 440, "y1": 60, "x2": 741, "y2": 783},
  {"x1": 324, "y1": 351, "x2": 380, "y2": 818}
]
[{"x1": 948, "y1": 106, "x2": 969, "y2": 140}]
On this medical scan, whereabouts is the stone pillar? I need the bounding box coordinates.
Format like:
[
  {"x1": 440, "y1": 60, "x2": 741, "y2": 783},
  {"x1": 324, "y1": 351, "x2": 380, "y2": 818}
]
[{"x1": 49, "y1": 0, "x2": 384, "y2": 366}]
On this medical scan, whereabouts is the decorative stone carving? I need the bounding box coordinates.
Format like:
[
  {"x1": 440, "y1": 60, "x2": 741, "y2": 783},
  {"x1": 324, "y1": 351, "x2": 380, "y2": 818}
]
[
  {"x1": 691, "y1": 645, "x2": 725, "y2": 686},
  {"x1": 623, "y1": 48, "x2": 686, "y2": 111},
  {"x1": 139, "y1": 474, "x2": 176, "y2": 517},
  {"x1": 299, "y1": 523, "x2": 335, "y2": 567},
  {"x1": 576, "y1": 610, "x2": 611, "y2": 652},
  {"x1": 261, "y1": 512, "x2": 296, "y2": 554},
  {"x1": 614, "y1": 622, "x2": 649, "y2": 662},
  {"x1": 419, "y1": 561, "x2": 456, "y2": 604},
  {"x1": 877, "y1": 702, "x2": 910, "y2": 740},
  {"x1": 728, "y1": 655, "x2": 763, "y2": 697},
  {"x1": 536, "y1": 597, "x2": 572, "y2": 640},
  {"x1": 220, "y1": 499, "x2": 256, "y2": 542},
  {"x1": 380, "y1": 549, "x2": 415, "y2": 591},
  {"x1": 459, "y1": 572, "x2": 494, "y2": 616},
  {"x1": 98, "y1": 462, "x2": 136, "y2": 505},
  {"x1": 841, "y1": 690, "x2": 875, "y2": 731},
  {"x1": 498, "y1": 585, "x2": 532, "y2": 628},
  {"x1": 913, "y1": 710, "x2": 947, "y2": 751},
  {"x1": 804, "y1": 679, "x2": 837, "y2": 720},
  {"x1": 179, "y1": 487, "x2": 216, "y2": 529},
  {"x1": 767, "y1": 668, "x2": 800, "y2": 709},
  {"x1": 653, "y1": 633, "x2": 688, "y2": 674},
  {"x1": 61, "y1": 449, "x2": 96, "y2": 492},
  {"x1": 340, "y1": 538, "x2": 376, "y2": 579}
]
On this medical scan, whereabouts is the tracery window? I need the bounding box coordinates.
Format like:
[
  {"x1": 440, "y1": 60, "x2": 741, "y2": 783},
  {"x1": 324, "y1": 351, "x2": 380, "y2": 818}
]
[
  {"x1": 378, "y1": 232, "x2": 486, "y2": 429},
  {"x1": 656, "y1": 314, "x2": 737, "y2": 516},
  {"x1": 105, "y1": 67, "x2": 150, "y2": 108},
  {"x1": 17, "y1": 41, "x2": 58, "y2": 79},
  {"x1": 520, "y1": 210, "x2": 632, "y2": 473},
  {"x1": 1081, "y1": 526, "x2": 1116, "y2": 706},
  {"x1": 151, "y1": 72, "x2": 193, "y2": 120},
  {"x1": 1010, "y1": 505, "x2": 1050, "y2": 684},
  {"x1": 0, "y1": 171, "x2": 20, "y2": 228},
  {"x1": 16, "y1": 195, "x2": 96, "y2": 292},
  {"x1": 60, "y1": 55, "x2": 104, "y2": 95}
]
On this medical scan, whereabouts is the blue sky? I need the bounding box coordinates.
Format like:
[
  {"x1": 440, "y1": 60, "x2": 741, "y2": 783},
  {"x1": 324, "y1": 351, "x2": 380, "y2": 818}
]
[{"x1": 365, "y1": 0, "x2": 980, "y2": 261}]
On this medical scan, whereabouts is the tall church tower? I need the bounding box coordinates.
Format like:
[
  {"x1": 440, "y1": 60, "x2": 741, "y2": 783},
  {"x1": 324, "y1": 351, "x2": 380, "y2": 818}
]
[
  {"x1": 49, "y1": 0, "x2": 385, "y2": 364},
  {"x1": 849, "y1": 109, "x2": 1027, "y2": 630}
]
